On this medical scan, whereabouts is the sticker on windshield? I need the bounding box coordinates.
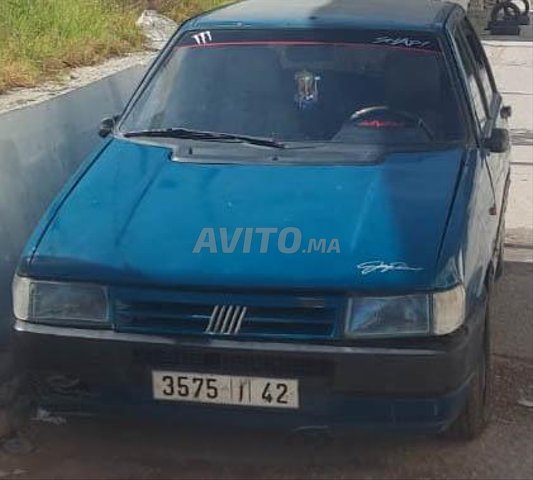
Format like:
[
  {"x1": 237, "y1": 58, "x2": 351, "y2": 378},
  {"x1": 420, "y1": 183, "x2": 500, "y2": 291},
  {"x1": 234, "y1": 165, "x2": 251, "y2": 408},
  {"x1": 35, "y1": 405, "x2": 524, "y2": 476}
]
[
  {"x1": 176, "y1": 30, "x2": 440, "y2": 53},
  {"x1": 373, "y1": 36, "x2": 432, "y2": 49},
  {"x1": 294, "y1": 70, "x2": 321, "y2": 110},
  {"x1": 192, "y1": 31, "x2": 213, "y2": 46}
]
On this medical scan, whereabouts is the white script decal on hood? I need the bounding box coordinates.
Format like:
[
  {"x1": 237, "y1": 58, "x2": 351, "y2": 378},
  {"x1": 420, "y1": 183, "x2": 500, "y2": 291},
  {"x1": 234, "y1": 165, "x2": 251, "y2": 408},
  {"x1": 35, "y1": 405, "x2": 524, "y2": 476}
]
[{"x1": 357, "y1": 261, "x2": 423, "y2": 276}]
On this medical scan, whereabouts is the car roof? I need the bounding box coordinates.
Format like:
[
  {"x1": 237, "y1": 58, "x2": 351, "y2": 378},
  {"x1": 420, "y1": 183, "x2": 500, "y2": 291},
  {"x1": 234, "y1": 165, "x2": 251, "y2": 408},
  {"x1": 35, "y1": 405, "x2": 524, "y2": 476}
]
[{"x1": 188, "y1": 0, "x2": 459, "y2": 32}]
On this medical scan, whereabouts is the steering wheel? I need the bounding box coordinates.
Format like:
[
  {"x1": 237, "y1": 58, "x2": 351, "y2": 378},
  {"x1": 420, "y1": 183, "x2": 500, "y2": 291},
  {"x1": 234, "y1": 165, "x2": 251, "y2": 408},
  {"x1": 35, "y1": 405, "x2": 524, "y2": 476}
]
[{"x1": 349, "y1": 106, "x2": 435, "y2": 140}]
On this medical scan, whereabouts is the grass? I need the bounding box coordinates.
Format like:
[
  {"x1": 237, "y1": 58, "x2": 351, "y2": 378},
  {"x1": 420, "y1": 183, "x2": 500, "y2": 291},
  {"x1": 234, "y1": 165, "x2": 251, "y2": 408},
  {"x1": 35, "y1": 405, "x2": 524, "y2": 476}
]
[
  {"x1": 157, "y1": 0, "x2": 230, "y2": 23},
  {"x1": 0, "y1": 0, "x2": 227, "y2": 94}
]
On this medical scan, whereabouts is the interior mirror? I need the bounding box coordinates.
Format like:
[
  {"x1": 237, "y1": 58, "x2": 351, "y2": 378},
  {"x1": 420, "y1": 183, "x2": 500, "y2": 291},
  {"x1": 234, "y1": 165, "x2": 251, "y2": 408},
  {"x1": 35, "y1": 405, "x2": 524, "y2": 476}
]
[
  {"x1": 485, "y1": 128, "x2": 510, "y2": 154},
  {"x1": 98, "y1": 115, "x2": 119, "y2": 138}
]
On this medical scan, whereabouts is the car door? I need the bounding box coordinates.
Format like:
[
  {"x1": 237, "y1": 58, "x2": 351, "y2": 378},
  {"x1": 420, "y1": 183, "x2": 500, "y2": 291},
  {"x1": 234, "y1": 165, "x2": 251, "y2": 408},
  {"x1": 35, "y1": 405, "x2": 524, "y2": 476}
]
[
  {"x1": 448, "y1": 15, "x2": 511, "y2": 272},
  {"x1": 458, "y1": 16, "x2": 511, "y2": 219}
]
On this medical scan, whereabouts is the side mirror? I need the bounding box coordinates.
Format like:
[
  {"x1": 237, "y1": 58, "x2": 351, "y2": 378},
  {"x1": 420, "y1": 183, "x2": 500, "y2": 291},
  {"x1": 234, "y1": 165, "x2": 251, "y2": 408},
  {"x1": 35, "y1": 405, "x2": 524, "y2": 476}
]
[
  {"x1": 485, "y1": 128, "x2": 510, "y2": 154},
  {"x1": 500, "y1": 105, "x2": 512, "y2": 119},
  {"x1": 98, "y1": 115, "x2": 119, "y2": 138}
]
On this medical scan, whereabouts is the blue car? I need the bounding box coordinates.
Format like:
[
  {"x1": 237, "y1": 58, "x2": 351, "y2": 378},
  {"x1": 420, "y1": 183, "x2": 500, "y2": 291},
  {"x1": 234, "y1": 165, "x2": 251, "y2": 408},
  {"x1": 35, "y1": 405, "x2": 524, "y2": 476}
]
[{"x1": 13, "y1": 0, "x2": 511, "y2": 439}]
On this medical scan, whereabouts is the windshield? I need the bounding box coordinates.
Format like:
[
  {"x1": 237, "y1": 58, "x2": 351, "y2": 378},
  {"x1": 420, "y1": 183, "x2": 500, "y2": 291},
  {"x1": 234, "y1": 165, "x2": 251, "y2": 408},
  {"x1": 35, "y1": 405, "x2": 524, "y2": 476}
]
[{"x1": 120, "y1": 29, "x2": 464, "y2": 146}]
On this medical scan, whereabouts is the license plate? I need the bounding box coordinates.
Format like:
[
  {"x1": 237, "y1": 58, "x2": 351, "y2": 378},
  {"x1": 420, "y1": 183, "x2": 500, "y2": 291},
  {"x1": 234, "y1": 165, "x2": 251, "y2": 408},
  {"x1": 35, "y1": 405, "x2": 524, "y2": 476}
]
[{"x1": 152, "y1": 371, "x2": 299, "y2": 409}]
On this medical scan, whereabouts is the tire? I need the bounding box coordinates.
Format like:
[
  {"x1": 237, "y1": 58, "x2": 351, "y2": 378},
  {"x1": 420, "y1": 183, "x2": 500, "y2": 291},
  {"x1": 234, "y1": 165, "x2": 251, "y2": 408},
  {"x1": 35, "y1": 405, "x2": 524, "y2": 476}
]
[
  {"x1": 518, "y1": 13, "x2": 530, "y2": 25},
  {"x1": 447, "y1": 295, "x2": 493, "y2": 441},
  {"x1": 491, "y1": 1, "x2": 522, "y2": 23},
  {"x1": 497, "y1": 0, "x2": 529, "y2": 16},
  {"x1": 490, "y1": 23, "x2": 522, "y2": 34}
]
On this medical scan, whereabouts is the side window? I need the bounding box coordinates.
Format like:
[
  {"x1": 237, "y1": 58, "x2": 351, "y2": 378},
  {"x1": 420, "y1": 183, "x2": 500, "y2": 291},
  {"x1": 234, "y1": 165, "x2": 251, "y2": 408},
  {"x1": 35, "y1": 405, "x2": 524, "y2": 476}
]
[
  {"x1": 452, "y1": 28, "x2": 488, "y2": 130},
  {"x1": 460, "y1": 18, "x2": 496, "y2": 109}
]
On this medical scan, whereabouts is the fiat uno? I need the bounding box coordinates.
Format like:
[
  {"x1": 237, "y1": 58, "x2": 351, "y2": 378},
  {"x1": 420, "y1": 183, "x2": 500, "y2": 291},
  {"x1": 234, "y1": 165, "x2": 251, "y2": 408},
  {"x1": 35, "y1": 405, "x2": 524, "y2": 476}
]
[{"x1": 13, "y1": 0, "x2": 511, "y2": 439}]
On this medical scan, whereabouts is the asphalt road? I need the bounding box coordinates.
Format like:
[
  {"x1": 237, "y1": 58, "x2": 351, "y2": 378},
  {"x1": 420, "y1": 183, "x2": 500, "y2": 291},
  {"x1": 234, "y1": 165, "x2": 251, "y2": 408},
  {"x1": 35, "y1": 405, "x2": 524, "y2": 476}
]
[{"x1": 0, "y1": 27, "x2": 532, "y2": 480}]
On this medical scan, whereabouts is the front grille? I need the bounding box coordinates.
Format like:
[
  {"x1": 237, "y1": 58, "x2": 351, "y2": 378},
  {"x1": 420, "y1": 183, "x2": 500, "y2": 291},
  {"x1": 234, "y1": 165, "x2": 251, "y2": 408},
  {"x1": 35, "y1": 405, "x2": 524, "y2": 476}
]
[
  {"x1": 115, "y1": 299, "x2": 212, "y2": 335},
  {"x1": 113, "y1": 289, "x2": 342, "y2": 340},
  {"x1": 134, "y1": 348, "x2": 334, "y2": 378}
]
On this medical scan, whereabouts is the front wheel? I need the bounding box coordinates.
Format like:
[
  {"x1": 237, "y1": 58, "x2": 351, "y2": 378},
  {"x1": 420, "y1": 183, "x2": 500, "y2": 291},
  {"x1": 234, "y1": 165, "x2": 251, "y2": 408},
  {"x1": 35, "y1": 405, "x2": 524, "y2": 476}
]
[{"x1": 447, "y1": 296, "x2": 493, "y2": 440}]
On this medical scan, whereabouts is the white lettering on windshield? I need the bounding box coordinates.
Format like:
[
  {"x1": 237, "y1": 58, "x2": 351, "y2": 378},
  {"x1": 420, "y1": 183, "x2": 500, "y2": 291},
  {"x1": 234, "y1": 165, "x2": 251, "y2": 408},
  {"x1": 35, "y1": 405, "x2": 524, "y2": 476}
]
[
  {"x1": 193, "y1": 31, "x2": 213, "y2": 46},
  {"x1": 373, "y1": 36, "x2": 432, "y2": 49}
]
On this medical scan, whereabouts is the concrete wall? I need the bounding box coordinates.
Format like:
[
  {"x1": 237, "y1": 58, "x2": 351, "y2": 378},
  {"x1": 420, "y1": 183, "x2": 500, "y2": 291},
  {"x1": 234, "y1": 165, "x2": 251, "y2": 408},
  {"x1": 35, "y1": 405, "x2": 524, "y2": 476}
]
[{"x1": 0, "y1": 65, "x2": 146, "y2": 343}]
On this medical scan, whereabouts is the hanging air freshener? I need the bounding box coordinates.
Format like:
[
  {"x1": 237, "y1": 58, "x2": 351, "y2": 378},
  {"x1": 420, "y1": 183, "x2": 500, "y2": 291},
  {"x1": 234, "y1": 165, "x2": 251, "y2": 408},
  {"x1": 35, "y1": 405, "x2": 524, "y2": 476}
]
[{"x1": 295, "y1": 70, "x2": 321, "y2": 110}]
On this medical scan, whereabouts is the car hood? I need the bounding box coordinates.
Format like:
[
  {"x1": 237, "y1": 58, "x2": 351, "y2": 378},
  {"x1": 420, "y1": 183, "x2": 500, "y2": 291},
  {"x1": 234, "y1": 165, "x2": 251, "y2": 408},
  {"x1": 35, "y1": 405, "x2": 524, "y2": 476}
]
[{"x1": 28, "y1": 139, "x2": 464, "y2": 292}]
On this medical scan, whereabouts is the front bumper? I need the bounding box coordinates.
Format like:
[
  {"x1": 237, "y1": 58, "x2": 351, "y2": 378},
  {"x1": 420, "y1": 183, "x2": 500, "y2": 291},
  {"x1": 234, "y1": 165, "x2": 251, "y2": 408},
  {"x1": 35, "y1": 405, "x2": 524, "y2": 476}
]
[{"x1": 14, "y1": 306, "x2": 484, "y2": 433}]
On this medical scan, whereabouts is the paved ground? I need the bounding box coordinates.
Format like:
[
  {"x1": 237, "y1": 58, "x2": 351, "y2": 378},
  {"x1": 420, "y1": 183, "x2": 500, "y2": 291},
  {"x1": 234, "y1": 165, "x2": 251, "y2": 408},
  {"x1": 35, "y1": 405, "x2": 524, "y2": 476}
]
[{"x1": 0, "y1": 25, "x2": 532, "y2": 480}]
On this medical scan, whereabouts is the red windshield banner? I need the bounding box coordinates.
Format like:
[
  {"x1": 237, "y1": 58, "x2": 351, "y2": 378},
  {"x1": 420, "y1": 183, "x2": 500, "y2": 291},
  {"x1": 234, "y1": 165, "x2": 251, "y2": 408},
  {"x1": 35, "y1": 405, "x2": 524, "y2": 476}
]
[{"x1": 177, "y1": 29, "x2": 440, "y2": 53}]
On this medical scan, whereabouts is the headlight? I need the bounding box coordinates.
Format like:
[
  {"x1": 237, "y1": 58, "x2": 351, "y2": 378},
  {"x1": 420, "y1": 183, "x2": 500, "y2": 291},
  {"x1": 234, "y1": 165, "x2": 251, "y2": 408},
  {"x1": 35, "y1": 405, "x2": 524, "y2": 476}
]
[
  {"x1": 345, "y1": 285, "x2": 466, "y2": 338},
  {"x1": 345, "y1": 294, "x2": 431, "y2": 338},
  {"x1": 13, "y1": 275, "x2": 109, "y2": 325}
]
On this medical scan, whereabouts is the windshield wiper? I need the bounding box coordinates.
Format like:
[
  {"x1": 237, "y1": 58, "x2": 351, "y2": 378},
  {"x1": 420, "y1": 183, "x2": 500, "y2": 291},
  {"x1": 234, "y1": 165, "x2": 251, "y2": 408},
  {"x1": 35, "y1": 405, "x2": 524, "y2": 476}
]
[{"x1": 123, "y1": 128, "x2": 286, "y2": 149}]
